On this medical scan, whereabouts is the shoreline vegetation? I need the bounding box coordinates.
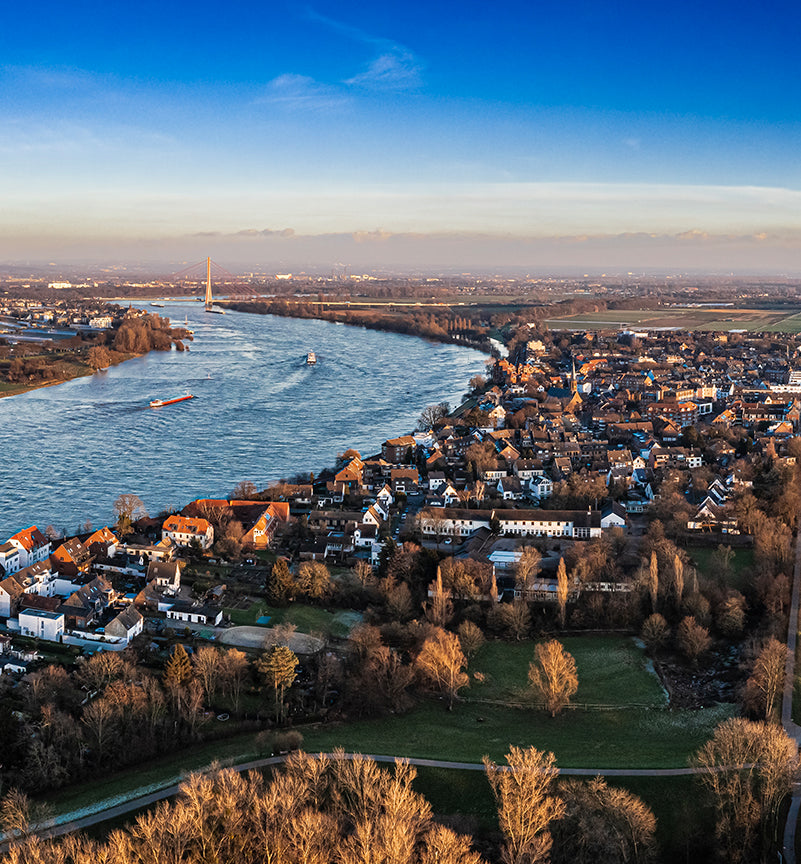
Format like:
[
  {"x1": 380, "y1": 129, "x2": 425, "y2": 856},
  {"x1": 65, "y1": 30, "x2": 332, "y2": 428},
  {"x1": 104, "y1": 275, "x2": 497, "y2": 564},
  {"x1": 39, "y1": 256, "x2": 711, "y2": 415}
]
[
  {"x1": 0, "y1": 313, "x2": 192, "y2": 400},
  {"x1": 222, "y1": 297, "x2": 500, "y2": 354}
]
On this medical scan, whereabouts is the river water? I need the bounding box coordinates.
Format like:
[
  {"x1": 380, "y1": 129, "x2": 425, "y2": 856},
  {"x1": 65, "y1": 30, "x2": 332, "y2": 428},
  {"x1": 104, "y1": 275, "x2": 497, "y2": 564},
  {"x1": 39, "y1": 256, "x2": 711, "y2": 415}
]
[{"x1": 0, "y1": 304, "x2": 486, "y2": 539}]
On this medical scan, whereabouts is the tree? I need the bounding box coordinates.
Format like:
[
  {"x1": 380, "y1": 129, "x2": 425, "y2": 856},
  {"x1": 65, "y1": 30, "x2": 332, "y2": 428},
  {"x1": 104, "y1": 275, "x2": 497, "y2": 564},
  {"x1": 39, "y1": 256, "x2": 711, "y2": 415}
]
[
  {"x1": 556, "y1": 557, "x2": 568, "y2": 629},
  {"x1": 219, "y1": 649, "x2": 249, "y2": 714},
  {"x1": 418, "y1": 402, "x2": 450, "y2": 431},
  {"x1": 423, "y1": 570, "x2": 454, "y2": 627},
  {"x1": 257, "y1": 645, "x2": 298, "y2": 721},
  {"x1": 268, "y1": 559, "x2": 295, "y2": 605},
  {"x1": 648, "y1": 551, "x2": 658, "y2": 613},
  {"x1": 192, "y1": 646, "x2": 222, "y2": 704},
  {"x1": 694, "y1": 717, "x2": 798, "y2": 862},
  {"x1": 488, "y1": 600, "x2": 531, "y2": 641},
  {"x1": 676, "y1": 615, "x2": 711, "y2": 666},
  {"x1": 415, "y1": 628, "x2": 469, "y2": 710},
  {"x1": 113, "y1": 493, "x2": 147, "y2": 536},
  {"x1": 87, "y1": 345, "x2": 113, "y2": 370},
  {"x1": 743, "y1": 638, "x2": 786, "y2": 722},
  {"x1": 640, "y1": 613, "x2": 669, "y2": 654},
  {"x1": 230, "y1": 479, "x2": 258, "y2": 499},
  {"x1": 164, "y1": 643, "x2": 193, "y2": 688},
  {"x1": 297, "y1": 560, "x2": 331, "y2": 600},
  {"x1": 717, "y1": 592, "x2": 746, "y2": 637},
  {"x1": 458, "y1": 620, "x2": 485, "y2": 659},
  {"x1": 515, "y1": 546, "x2": 542, "y2": 598},
  {"x1": 359, "y1": 645, "x2": 416, "y2": 714},
  {"x1": 528, "y1": 639, "x2": 579, "y2": 717},
  {"x1": 483, "y1": 746, "x2": 564, "y2": 864},
  {"x1": 672, "y1": 553, "x2": 684, "y2": 607},
  {"x1": 551, "y1": 776, "x2": 657, "y2": 864}
]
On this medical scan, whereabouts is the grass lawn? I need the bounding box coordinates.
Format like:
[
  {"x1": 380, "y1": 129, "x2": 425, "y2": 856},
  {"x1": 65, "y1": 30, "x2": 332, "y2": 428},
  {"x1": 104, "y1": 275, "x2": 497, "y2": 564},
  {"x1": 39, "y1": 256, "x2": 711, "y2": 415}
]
[
  {"x1": 469, "y1": 636, "x2": 667, "y2": 707},
  {"x1": 300, "y1": 699, "x2": 735, "y2": 769},
  {"x1": 223, "y1": 601, "x2": 362, "y2": 637},
  {"x1": 689, "y1": 546, "x2": 754, "y2": 593},
  {"x1": 412, "y1": 768, "x2": 713, "y2": 863},
  {"x1": 39, "y1": 730, "x2": 269, "y2": 819}
]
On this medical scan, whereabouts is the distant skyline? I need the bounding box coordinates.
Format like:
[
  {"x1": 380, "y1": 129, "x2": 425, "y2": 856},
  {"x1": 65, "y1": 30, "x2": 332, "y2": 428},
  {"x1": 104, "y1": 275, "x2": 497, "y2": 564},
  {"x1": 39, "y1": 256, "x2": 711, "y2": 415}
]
[{"x1": 2, "y1": 1, "x2": 800, "y2": 274}]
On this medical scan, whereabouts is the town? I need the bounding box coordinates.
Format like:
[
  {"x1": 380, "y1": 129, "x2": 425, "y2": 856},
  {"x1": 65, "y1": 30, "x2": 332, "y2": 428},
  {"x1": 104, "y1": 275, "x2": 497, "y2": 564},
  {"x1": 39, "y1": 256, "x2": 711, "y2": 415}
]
[{"x1": 0, "y1": 311, "x2": 800, "y2": 862}]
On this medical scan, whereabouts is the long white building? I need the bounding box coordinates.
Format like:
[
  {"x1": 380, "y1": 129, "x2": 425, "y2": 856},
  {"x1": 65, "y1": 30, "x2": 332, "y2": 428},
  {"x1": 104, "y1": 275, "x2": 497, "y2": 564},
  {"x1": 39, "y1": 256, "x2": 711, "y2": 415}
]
[{"x1": 419, "y1": 508, "x2": 602, "y2": 540}]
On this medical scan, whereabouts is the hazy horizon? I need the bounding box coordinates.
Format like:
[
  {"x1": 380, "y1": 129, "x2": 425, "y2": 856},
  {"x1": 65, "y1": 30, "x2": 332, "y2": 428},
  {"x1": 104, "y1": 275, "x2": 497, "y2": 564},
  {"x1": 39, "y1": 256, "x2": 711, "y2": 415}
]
[{"x1": 2, "y1": 1, "x2": 799, "y2": 275}]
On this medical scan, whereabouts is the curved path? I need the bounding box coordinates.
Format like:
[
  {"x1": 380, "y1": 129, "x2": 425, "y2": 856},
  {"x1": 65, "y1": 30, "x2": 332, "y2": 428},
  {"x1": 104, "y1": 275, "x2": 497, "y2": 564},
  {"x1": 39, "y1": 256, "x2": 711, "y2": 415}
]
[{"x1": 6, "y1": 753, "x2": 706, "y2": 848}]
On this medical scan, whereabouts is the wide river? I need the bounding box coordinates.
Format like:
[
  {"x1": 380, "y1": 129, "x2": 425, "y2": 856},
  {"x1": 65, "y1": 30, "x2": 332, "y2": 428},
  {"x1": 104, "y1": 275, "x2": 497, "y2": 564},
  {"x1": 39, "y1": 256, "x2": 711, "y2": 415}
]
[{"x1": 0, "y1": 304, "x2": 486, "y2": 539}]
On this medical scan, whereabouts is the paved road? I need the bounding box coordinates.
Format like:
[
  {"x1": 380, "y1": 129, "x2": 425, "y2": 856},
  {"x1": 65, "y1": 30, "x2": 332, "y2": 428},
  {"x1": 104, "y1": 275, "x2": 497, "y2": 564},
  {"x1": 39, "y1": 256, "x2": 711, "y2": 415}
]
[
  {"x1": 782, "y1": 519, "x2": 801, "y2": 864},
  {"x1": 6, "y1": 752, "x2": 709, "y2": 848}
]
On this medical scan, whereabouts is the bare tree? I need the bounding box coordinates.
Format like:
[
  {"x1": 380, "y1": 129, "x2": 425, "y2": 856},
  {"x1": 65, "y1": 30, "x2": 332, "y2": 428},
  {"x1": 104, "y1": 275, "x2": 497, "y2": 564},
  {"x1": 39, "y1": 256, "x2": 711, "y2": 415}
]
[
  {"x1": 423, "y1": 569, "x2": 454, "y2": 627},
  {"x1": 219, "y1": 648, "x2": 249, "y2": 714},
  {"x1": 648, "y1": 551, "x2": 658, "y2": 613},
  {"x1": 113, "y1": 493, "x2": 148, "y2": 536},
  {"x1": 297, "y1": 561, "x2": 331, "y2": 600},
  {"x1": 192, "y1": 646, "x2": 222, "y2": 704},
  {"x1": 694, "y1": 717, "x2": 798, "y2": 863},
  {"x1": 676, "y1": 615, "x2": 711, "y2": 666},
  {"x1": 640, "y1": 613, "x2": 669, "y2": 654},
  {"x1": 556, "y1": 557, "x2": 568, "y2": 629},
  {"x1": 551, "y1": 775, "x2": 657, "y2": 864},
  {"x1": 528, "y1": 639, "x2": 579, "y2": 717},
  {"x1": 672, "y1": 553, "x2": 684, "y2": 607},
  {"x1": 415, "y1": 628, "x2": 469, "y2": 710},
  {"x1": 458, "y1": 620, "x2": 486, "y2": 660},
  {"x1": 230, "y1": 479, "x2": 258, "y2": 499},
  {"x1": 516, "y1": 546, "x2": 542, "y2": 598},
  {"x1": 418, "y1": 402, "x2": 450, "y2": 431},
  {"x1": 483, "y1": 745, "x2": 565, "y2": 864},
  {"x1": 743, "y1": 638, "x2": 786, "y2": 722}
]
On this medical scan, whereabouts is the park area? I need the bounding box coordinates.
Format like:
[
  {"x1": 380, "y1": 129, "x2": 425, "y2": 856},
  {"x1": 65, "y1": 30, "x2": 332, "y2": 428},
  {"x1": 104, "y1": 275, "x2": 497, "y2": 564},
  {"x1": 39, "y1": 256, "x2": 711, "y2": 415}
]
[{"x1": 302, "y1": 634, "x2": 733, "y2": 768}]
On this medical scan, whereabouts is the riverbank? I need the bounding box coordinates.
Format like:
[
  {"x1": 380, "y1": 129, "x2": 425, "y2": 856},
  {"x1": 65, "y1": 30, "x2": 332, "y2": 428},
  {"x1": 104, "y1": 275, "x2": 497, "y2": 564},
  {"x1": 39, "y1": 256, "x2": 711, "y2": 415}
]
[
  {"x1": 0, "y1": 351, "x2": 147, "y2": 400},
  {"x1": 222, "y1": 298, "x2": 496, "y2": 355},
  {"x1": 0, "y1": 310, "x2": 485, "y2": 538},
  {"x1": 0, "y1": 312, "x2": 192, "y2": 401}
]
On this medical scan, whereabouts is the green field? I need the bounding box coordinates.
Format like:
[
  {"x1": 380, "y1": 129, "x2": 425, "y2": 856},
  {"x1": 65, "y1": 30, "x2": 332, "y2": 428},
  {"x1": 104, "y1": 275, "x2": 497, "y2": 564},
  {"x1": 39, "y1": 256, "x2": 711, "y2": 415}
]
[
  {"x1": 223, "y1": 601, "x2": 361, "y2": 638},
  {"x1": 469, "y1": 636, "x2": 667, "y2": 707},
  {"x1": 301, "y1": 697, "x2": 732, "y2": 769},
  {"x1": 545, "y1": 306, "x2": 801, "y2": 332},
  {"x1": 688, "y1": 547, "x2": 754, "y2": 593}
]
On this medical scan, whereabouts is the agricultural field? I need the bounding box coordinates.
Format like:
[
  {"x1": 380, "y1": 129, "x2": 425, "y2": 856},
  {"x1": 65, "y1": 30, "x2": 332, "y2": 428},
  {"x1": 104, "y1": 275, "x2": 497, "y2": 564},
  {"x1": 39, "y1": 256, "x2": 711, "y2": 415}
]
[{"x1": 545, "y1": 306, "x2": 801, "y2": 332}]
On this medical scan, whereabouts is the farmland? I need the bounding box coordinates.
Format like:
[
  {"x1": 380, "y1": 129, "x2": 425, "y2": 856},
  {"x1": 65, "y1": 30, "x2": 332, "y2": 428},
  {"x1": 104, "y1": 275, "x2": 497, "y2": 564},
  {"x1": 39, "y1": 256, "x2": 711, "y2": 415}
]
[{"x1": 545, "y1": 306, "x2": 801, "y2": 332}]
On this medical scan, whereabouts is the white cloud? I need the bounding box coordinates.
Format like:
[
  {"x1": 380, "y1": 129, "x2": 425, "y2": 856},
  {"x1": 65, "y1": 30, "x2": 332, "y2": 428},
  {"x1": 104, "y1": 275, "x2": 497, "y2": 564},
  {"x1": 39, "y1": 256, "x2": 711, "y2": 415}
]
[
  {"x1": 345, "y1": 49, "x2": 422, "y2": 91},
  {"x1": 255, "y1": 73, "x2": 348, "y2": 112}
]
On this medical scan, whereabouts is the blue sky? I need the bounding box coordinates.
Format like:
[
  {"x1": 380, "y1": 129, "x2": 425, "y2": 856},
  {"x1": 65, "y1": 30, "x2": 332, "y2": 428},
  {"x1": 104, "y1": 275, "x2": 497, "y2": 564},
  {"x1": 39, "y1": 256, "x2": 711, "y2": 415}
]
[{"x1": 1, "y1": 0, "x2": 800, "y2": 272}]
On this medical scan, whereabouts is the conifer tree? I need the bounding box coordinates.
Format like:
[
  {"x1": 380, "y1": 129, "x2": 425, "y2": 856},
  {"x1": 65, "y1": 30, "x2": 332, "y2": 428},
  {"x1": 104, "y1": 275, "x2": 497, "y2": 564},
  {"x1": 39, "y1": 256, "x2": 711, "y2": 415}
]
[
  {"x1": 257, "y1": 645, "x2": 298, "y2": 721},
  {"x1": 268, "y1": 559, "x2": 295, "y2": 605},
  {"x1": 165, "y1": 643, "x2": 193, "y2": 688}
]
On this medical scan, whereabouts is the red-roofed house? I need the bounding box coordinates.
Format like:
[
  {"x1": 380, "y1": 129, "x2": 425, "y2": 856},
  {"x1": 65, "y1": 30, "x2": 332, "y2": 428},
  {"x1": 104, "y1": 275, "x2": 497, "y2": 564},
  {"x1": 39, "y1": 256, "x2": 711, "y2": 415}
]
[{"x1": 161, "y1": 515, "x2": 214, "y2": 550}]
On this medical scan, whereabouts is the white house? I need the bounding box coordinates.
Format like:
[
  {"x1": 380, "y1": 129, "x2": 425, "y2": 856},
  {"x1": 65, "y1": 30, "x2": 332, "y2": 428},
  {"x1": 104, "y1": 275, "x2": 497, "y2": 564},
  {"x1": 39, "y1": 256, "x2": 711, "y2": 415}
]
[
  {"x1": 19, "y1": 609, "x2": 64, "y2": 642},
  {"x1": 105, "y1": 606, "x2": 144, "y2": 643},
  {"x1": 528, "y1": 475, "x2": 553, "y2": 501},
  {"x1": 165, "y1": 603, "x2": 223, "y2": 626}
]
